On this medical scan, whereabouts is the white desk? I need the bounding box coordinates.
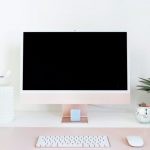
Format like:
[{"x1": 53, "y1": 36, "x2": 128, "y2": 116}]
[
  {"x1": 0, "y1": 108, "x2": 150, "y2": 150},
  {"x1": 0, "y1": 107, "x2": 150, "y2": 127}
]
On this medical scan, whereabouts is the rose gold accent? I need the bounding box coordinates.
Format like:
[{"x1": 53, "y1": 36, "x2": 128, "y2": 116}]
[{"x1": 61, "y1": 104, "x2": 88, "y2": 123}]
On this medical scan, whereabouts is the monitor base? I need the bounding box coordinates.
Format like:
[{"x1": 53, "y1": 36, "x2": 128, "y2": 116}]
[{"x1": 61, "y1": 104, "x2": 88, "y2": 123}]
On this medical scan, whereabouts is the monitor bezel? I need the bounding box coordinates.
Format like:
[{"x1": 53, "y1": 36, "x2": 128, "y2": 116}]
[{"x1": 20, "y1": 31, "x2": 130, "y2": 104}]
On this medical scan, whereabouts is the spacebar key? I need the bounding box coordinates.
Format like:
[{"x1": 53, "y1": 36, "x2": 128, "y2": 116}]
[{"x1": 57, "y1": 143, "x2": 83, "y2": 148}]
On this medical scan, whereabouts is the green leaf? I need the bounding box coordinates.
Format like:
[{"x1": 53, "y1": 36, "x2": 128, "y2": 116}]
[
  {"x1": 139, "y1": 81, "x2": 150, "y2": 86},
  {"x1": 138, "y1": 87, "x2": 150, "y2": 91},
  {"x1": 137, "y1": 77, "x2": 150, "y2": 92},
  {"x1": 139, "y1": 78, "x2": 150, "y2": 84}
]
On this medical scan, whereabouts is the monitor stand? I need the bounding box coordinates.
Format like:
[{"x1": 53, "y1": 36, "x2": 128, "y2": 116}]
[{"x1": 61, "y1": 104, "x2": 88, "y2": 123}]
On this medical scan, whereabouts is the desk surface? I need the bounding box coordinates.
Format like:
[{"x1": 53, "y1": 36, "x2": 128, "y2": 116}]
[
  {"x1": 0, "y1": 127, "x2": 149, "y2": 150},
  {"x1": 1, "y1": 109, "x2": 150, "y2": 128}
]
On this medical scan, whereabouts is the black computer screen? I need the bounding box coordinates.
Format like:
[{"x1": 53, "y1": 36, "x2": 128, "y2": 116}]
[{"x1": 23, "y1": 32, "x2": 127, "y2": 90}]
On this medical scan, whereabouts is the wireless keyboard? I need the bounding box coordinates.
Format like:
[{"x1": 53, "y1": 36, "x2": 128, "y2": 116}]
[{"x1": 36, "y1": 135, "x2": 110, "y2": 148}]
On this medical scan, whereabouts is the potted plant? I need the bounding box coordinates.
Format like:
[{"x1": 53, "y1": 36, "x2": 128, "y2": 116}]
[{"x1": 136, "y1": 78, "x2": 150, "y2": 123}]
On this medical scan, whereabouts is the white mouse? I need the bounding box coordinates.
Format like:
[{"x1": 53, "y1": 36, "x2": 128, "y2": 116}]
[{"x1": 126, "y1": 136, "x2": 144, "y2": 147}]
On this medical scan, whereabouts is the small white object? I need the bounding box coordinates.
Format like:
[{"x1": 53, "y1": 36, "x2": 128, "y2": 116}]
[
  {"x1": 0, "y1": 86, "x2": 14, "y2": 123},
  {"x1": 136, "y1": 106, "x2": 150, "y2": 123},
  {"x1": 126, "y1": 136, "x2": 144, "y2": 147},
  {"x1": 71, "y1": 109, "x2": 81, "y2": 122},
  {"x1": 36, "y1": 135, "x2": 110, "y2": 148}
]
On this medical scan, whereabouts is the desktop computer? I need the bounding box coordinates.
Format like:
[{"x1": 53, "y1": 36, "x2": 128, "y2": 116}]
[
  {"x1": 21, "y1": 32, "x2": 130, "y2": 148},
  {"x1": 21, "y1": 31, "x2": 130, "y2": 122}
]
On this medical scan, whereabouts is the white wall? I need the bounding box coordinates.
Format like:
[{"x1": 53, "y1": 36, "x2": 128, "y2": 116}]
[{"x1": 0, "y1": 0, "x2": 150, "y2": 111}]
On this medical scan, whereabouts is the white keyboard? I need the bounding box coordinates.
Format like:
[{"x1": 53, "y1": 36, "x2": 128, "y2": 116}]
[{"x1": 36, "y1": 135, "x2": 110, "y2": 148}]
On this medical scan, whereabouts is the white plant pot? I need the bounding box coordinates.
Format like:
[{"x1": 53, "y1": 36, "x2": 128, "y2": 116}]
[
  {"x1": 0, "y1": 86, "x2": 14, "y2": 123},
  {"x1": 136, "y1": 106, "x2": 150, "y2": 123}
]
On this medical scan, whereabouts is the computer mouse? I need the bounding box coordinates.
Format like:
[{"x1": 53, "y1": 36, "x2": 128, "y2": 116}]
[{"x1": 126, "y1": 136, "x2": 144, "y2": 147}]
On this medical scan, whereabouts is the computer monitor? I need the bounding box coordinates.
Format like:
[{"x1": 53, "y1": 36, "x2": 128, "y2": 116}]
[{"x1": 21, "y1": 32, "x2": 130, "y2": 122}]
